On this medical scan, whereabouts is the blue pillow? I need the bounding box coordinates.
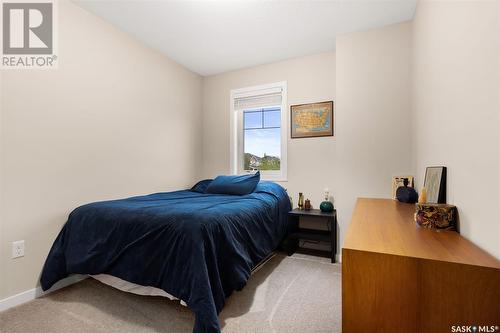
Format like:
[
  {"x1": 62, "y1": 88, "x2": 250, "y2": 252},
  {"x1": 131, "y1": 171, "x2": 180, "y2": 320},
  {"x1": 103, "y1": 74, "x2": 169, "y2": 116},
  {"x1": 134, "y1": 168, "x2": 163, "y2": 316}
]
[
  {"x1": 190, "y1": 179, "x2": 213, "y2": 193},
  {"x1": 205, "y1": 172, "x2": 260, "y2": 195}
]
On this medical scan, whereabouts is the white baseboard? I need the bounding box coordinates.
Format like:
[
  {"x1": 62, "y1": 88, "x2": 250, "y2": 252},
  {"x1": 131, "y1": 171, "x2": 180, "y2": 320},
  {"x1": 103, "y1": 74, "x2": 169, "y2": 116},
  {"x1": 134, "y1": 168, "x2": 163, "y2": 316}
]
[
  {"x1": 0, "y1": 275, "x2": 87, "y2": 313},
  {"x1": 0, "y1": 255, "x2": 341, "y2": 312}
]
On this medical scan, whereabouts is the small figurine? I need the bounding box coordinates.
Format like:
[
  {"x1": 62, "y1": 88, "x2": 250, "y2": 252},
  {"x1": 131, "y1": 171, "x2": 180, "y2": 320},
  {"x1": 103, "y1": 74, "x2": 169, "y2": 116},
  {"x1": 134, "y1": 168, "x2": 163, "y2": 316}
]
[{"x1": 304, "y1": 199, "x2": 311, "y2": 211}]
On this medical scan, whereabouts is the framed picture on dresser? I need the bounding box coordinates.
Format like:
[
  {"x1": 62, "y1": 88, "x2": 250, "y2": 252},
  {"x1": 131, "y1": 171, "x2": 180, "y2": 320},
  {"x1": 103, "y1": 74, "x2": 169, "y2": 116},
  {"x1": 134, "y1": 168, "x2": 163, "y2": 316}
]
[{"x1": 424, "y1": 166, "x2": 447, "y2": 204}]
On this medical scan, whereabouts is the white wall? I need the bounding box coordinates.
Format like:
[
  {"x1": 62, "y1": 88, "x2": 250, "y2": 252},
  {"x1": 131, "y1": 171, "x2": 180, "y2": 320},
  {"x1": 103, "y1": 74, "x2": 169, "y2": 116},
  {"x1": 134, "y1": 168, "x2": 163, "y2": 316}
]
[
  {"x1": 335, "y1": 22, "x2": 414, "y2": 251},
  {"x1": 0, "y1": 0, "x2": 203, "y2": 299},
  {"x1": 201, "y1": 5, "x2": 499, "y2": 262},
  {"x1": 202, "y1": 52, "x2": 336, "y2": 210},
  {"x1": 412, "y1": 0, "x2": 500, "y2": 258},
  {"x1": 202, "y1": 23, "x2": 413, "y2": 256}
]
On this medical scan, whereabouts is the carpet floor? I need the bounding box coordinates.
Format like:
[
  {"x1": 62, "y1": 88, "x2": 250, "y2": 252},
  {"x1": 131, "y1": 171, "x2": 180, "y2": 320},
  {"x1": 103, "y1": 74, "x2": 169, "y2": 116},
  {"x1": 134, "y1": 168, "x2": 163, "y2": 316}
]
[{"x1": 0, "y1": 253, "x2": 341, "y2": 333}]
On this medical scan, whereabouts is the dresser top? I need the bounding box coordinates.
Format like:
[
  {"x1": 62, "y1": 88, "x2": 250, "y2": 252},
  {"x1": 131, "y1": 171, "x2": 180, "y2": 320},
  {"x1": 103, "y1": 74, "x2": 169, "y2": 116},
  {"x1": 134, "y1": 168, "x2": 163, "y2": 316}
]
[{"x1": 343, "y1": 198, "x2": 499, "y2": 268}]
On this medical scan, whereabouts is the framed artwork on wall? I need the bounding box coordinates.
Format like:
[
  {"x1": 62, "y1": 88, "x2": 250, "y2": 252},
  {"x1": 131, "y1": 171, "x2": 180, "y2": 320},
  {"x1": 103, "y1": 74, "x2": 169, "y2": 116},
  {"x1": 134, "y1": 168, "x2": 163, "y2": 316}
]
[
  {"x1": 424, "y1": 166, "x2": 447, "y2": 204},
  {"x1": 290, "y1": 101, "x2": 333, "y2": 138}
]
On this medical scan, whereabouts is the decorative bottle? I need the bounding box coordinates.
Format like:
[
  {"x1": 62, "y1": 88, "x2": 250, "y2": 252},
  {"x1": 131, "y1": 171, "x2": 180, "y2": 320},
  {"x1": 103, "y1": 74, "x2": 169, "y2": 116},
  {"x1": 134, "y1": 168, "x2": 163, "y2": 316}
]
[
  {"x1": 298, "y1": 193, "x2": 304, "y2": 210},
  {"x1": 320, "y1": 188, "x2": 334, "y2": 213}
]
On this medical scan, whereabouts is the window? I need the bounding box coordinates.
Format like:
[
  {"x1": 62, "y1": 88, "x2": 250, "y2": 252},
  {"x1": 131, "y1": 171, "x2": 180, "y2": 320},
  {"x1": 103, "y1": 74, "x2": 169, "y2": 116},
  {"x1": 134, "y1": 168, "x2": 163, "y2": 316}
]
[{"x1": 230, "y1": 82, "x2": 287, "y2": 181}]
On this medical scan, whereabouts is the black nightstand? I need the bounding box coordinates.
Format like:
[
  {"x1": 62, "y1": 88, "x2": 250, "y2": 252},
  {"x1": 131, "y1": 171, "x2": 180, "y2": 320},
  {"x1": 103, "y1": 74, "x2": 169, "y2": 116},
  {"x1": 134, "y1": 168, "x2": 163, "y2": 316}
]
[{"x1": 284, "y1": 208, "x2": 337, "y2": 263}]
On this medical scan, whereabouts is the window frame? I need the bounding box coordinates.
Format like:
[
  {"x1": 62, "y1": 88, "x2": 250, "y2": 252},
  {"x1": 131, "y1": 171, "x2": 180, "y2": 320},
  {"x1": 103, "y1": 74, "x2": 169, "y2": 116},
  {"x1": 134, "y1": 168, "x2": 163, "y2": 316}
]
[{"x1": 230, "y1": 81, "x2": 288, "y2": 181}]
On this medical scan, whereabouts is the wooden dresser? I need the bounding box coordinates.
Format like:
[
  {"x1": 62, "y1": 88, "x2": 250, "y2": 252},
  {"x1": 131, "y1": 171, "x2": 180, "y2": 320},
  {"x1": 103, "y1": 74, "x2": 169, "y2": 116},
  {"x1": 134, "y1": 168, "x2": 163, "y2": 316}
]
[{"x1": 342, "y1": 198, "x2": 500, "y2": 333}]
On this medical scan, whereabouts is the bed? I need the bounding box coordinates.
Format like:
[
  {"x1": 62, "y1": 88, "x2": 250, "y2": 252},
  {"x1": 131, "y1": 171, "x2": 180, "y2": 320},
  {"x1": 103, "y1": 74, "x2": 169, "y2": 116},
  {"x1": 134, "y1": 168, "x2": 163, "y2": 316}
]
[{"x1": 40, "y1": 179, "x2": 291, "y2": 333}]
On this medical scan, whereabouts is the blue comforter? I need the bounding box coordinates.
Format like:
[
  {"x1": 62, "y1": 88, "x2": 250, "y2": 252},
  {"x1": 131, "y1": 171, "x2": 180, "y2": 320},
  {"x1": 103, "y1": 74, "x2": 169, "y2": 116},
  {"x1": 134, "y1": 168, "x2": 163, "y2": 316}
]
[{"x1": 40, "y1": 181, "x2": 291, "y2": 332}]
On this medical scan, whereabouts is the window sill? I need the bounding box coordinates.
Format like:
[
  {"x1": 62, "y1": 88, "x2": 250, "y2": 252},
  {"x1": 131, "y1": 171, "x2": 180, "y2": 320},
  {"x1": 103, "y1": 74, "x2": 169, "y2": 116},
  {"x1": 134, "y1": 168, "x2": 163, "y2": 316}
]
[
  {"x1": 261, "y1": 177, "x2": 287, "y2": 183},
  {"x1": 235, "y1": 172, "x2": 287, "y2": 183}
]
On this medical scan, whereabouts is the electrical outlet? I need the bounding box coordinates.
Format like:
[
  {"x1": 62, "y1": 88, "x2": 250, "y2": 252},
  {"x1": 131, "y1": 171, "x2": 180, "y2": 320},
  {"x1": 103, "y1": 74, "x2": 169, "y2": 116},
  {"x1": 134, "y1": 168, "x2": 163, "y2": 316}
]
[{"x1": 12, "y1": 240, "x2": 25, "y2": 259}]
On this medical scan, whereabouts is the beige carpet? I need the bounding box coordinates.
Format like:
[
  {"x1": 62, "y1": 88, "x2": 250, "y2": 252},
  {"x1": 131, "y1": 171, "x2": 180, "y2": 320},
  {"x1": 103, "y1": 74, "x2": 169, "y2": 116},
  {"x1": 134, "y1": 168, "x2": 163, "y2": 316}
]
[{"x1": 0, "y1": 253, "x2": 341, "y2": 333}]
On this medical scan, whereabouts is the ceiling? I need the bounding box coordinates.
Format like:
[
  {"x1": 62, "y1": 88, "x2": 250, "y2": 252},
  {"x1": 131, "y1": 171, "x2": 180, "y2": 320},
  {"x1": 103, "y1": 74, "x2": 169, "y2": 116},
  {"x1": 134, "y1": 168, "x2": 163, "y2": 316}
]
[{"x1": 74, "y1": 0, "x2": 417, "y2": 76}]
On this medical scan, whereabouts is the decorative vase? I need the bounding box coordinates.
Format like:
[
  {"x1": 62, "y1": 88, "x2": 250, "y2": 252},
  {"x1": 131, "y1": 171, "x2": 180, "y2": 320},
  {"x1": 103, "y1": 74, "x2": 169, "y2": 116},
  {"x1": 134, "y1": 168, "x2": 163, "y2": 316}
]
[
  {"x1": 298, "y1": 192, "x2": 304, "y2": 210},
  {"x1": 320, "y1": 201, "x2": 333, "y2": 213},
  {"x1": 396, "y1": 178, "x2": 418, "y2": 203},
  {"x1": 320, "y1": 188, "x2": 334, "y2": 213}
]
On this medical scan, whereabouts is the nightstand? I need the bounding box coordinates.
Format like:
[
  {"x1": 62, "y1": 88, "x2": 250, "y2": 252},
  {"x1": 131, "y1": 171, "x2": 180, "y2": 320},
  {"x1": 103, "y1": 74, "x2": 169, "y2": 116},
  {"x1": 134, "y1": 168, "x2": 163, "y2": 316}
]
[{"x1": 284, "y1": 208, "x2": 337, "y2": 263}]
